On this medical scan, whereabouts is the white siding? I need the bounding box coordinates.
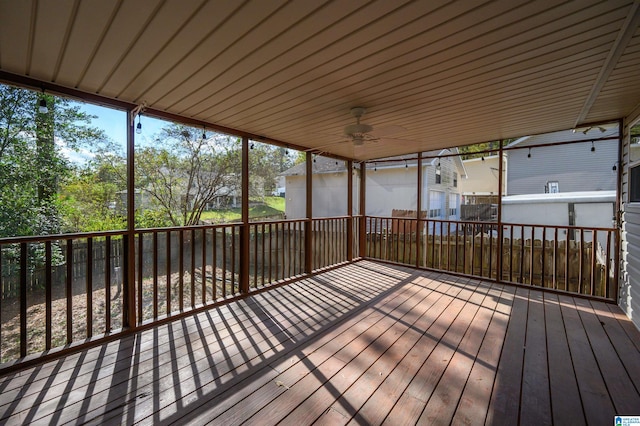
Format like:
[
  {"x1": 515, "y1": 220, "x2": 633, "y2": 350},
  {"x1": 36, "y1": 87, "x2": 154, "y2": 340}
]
[
  {"x1": 620, "y1": 109, "x2": 640, "y2": 330},
  {"x1": 312, "y1": 172, "x2": 348, "y2": 218},
  {"x1": 366, "y1": 167, "x2": 417, "y2": 216},
  {"x1": 284, "y1": 175, "x2": 306, "y2": 219},
  {"x1": 507, "y1": 138, "x2": 618, "y2": 195}
]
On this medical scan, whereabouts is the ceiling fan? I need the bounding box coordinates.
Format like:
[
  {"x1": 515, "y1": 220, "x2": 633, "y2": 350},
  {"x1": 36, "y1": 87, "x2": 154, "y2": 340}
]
[
  {"x1": 305, "y1": 106, "x2": 415, "y2": 156},
  {"x1": 343, "y1": 107, "x2": 406, "y2": 146}
]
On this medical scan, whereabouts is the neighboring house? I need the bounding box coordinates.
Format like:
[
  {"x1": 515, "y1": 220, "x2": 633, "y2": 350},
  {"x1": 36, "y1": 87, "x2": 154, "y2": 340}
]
[
  {"x1": 459, "y1": 155, "x2": 507, "y2": 205},
  {"x1": 506, "y1": 125, "x2": 618, "y2": 195},
  {"x1": 280, "y1": 150, "x2": 466, "y2": 220},
  {"x1": 501, "y1": 191, "x2": 616, "y2": 241}
]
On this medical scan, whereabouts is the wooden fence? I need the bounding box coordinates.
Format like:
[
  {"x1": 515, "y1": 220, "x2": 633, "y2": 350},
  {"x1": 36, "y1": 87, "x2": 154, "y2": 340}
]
[{"x1": 365, "y1": 217, "x2": 616, "y2": 299}]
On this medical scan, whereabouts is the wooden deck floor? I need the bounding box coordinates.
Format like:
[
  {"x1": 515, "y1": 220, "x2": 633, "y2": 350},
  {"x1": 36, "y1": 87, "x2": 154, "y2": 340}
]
[{"x1": 1, "y1": 260, "x2": 639, "y2": 425}]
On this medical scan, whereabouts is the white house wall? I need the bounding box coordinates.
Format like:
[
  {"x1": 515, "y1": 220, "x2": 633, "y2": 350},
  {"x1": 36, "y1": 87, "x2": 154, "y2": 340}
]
[
  {"x1": 284, "y1": 175, "x2": 306, "y2": 219},
  {"x1": 620, "y1": 109, "x2": 640, "y2": 330},
  {"x1": 459, "y1": 156, "x2": 502, "y2": 196},
  {"x1": 284, "y1": 159, "x2": 461, "y2": 220},
  {"x1": 507, "y1": 139, "x2": 618, "y2": 195},
  {"x1": 312, "y1": 172, "x2": 348, "y2": 217},
  {"x1": 502, "y1": 201, "x2": 614, "y2": 241},
  {"x1": 366, "y1": 167, "x2": 417, "y2": 216}
]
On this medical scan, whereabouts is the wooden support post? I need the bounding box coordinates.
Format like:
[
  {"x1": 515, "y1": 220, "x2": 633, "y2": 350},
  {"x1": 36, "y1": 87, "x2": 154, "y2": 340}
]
[
  {"x1": 416, "y1": 152, "x2": 423, "y2": 268},
  {"x1": 305, "y1": 153, "x2": 313, "y2": 273},
  {"x1": 347, "y1": 160, "x2": 354, "y2": 261},
  {"x1": 124, "y1": 110, "x2": 136, "y2": 328},
  {"x1": 613, "y1": 118, "x2": 623, "y2": 301},
  {"x1": 359, "y1": 162, "x2": 367, "y2": 258},
  {"x1": 240, "y1": 136, "x2": 250, "y2": 293},
  {"x1": 497, "y1": 140, "x2": 504, "y2": 283}
]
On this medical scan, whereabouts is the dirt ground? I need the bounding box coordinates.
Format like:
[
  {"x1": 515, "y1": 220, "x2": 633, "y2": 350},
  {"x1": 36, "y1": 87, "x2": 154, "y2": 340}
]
[{"x1": 0, "y1": 266, "x2": 241, "y2": 363}]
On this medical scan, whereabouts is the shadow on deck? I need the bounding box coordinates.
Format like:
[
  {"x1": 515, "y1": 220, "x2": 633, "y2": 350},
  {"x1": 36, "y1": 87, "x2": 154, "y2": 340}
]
[{"x1": 0, "y1": 260, "x2": 638, "y2": 425}]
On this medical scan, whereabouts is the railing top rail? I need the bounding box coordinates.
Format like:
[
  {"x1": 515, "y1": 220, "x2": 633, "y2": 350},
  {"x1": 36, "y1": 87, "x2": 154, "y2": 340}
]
[
  {"x1": 501, "y1": 221, "x2": 617, "y2": 232},
  {"x1": 364, "y1": 216, "x2": 492, "y2": 226},
  {"x1": 0, "y1": 229, "x2": 127, "y2": 245},
  {"x1": 363, "y1": 215, "x2": 617, "y2": 233},
  {"x1": 310, "y1": 216, "x2": 351, "y2": 221}
]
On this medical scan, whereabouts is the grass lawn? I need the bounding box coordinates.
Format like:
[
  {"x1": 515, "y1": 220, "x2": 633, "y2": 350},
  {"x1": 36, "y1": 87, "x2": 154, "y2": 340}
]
[{"x1": 200, "y1": 196, "x2": 285, "y2": 223}]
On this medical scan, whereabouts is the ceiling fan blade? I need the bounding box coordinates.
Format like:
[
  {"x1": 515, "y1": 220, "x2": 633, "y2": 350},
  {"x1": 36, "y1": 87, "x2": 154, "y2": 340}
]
[
  {"x1": 370, "y1": 125, "x2": 407, "y2": 138},
  {"x1": 376, "y1": 137, "x2": 421, "y2": 145},
  {"x1": 303, "y1": 140, "x2": 345, "y2": 152}
]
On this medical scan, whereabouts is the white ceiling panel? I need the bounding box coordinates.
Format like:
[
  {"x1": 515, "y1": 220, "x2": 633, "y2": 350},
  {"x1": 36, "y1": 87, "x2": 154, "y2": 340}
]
[{"x1": 0, "y1": 0, "x2": 638, "y2": 161}]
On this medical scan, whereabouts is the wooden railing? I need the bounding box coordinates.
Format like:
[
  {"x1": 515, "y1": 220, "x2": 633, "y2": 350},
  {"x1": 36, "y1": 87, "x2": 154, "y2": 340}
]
[
  {"x1": 248, "y1": 220, "x2": 306, "y2": 289},
  {"x1": 364, "y1": 216, "x2": 618, "y2": 300},
  {"x1": 0, "y1": 231, "x2": 127, "y2": 362},
  {"x1": 0, "y1": 217, "x2": 350, "y2": 366},
  {"x1": 0, "y1": 214, "x2": 618, "y2": 367}
]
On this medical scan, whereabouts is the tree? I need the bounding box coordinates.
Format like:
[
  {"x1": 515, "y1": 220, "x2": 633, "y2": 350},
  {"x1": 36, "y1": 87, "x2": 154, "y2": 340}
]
[
  {"x1": 248, "y1": 144, "x2": 295, "y2": 196},
  {"x1": 0, "y1": 84, "x2": 106, "y2": 237},
  {"x1": 135, "y1": 125, "x2": 238, "y2": 226}
]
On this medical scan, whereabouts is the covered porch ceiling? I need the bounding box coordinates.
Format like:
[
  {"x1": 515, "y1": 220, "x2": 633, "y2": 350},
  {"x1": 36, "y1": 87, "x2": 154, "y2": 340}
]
[{"x1": 1, "y1": 0, "x2": 639, "y2": 161}]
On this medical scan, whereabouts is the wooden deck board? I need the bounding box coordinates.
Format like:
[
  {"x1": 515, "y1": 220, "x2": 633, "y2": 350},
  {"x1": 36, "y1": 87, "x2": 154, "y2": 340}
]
[
  {"x1": 559, "y1": 294, "x2": 616, "y2": 425},
  {"x1": 0, "y1": 260, "x2": 639, "y2": 426},
  {"x1": 485, "y1": 286, "x2": 529, "y2": 424},
  {"x1": 519, "y1": 289, "x2": 552, "y2": 426},
  {"x1": 543, "y1": 292, "x2": 586, "y2": 426},
  {"x1": 291, "y1": 276, "x2": 458, "y2": 425}
]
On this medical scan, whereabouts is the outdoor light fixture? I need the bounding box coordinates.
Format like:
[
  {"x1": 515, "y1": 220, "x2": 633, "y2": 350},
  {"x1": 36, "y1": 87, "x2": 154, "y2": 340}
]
[
  {"x1": 591, "y1": 141, "x2": 595, "y2": 152},
  {"x1": 374, "y1": 162, "x2": 377, "y2": 172},
  {"x1": 405, "y1": 160, "x2": 408, "y2": 168},
  {"x1": 38, "y1": 98, "x2": 48, "y2": 114},
  {"x1": 202, "y1": 127, "x2": 207, "y2": 140},
  {"x1": 37, "y1": 88, "x2": 49, "y2": 113},
  {"x1": 481, "y1": 156, "x2": 485, "y2": 162},
  {"x1": 613, "y1": 163, "x2": 618, "y2": 171},
  {"x1": 527, "y1": 148, "x2": 531, "y2": 158},
  {"x1": 250, "y1": 143, "x2": 255, "y2": 149},
  {"x1": 136, "y1": 115, "x2": 142, "y2": 134}
]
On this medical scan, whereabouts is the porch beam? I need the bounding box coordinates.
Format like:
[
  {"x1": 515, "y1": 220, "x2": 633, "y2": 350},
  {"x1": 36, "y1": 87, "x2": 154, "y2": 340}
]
[
  {"x1": 0, "y1": 70, "x2": 352, "y2": 163},
  {"x1": 574, "y1": 2, "x2": 640, "y2": 126}
]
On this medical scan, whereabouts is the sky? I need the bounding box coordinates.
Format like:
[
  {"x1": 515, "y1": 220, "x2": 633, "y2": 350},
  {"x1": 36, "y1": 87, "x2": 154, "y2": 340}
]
[{"x1": 64, "y1": 101, "x2": 176, "y2": 165}]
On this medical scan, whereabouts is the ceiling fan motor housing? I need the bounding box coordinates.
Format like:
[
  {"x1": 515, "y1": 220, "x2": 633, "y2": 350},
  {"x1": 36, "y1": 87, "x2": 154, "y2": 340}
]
[{"x1": 344, "y1": 123, "x2": 373, "y2": 137}]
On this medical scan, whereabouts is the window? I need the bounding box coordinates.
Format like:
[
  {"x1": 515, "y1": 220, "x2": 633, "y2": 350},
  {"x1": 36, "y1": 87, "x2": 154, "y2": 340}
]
[
  {"x1": 428, "y1": 190, "x2": 444, "y2": 218},
  {"x1": 449, "y1": 193, "x2": 459, "y2": 217},
  {"x1": 631, "y1": 165, "x2": 640, "y2": 202},
  {"x1": 453, "y1": 172, "x2": 457, "y2": 187},
  {"x1": 545, "y1": 181, "x2": 559, "y2": 193},
  {"x1": 435, "y1": 164, "x2": 441, "y2": 184}
]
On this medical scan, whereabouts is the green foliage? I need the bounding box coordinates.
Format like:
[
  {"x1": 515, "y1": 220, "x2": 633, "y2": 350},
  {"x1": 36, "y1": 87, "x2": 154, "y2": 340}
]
[
  {"x1": 199, "y1": 197, "x2": 285, "y2": 224},
  {"x1": 134, "y1": 125, "x2": 239, "y2": 226},
  {"x1": 0, "y1": 84, "x2": 106, "y2": 237},
  {"x1": 458, "y1": 139, "x2": 515, "y2": 159}
]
